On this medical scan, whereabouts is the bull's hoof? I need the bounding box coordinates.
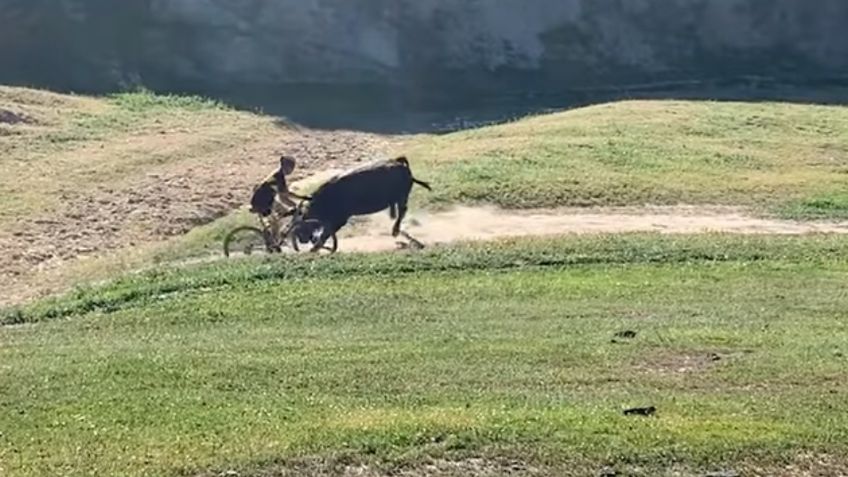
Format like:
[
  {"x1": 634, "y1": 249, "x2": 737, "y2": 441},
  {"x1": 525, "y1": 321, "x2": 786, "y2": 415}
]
[
  {"x1": 396, "y1": 240, "x2": 424, "y2": 251},
  {"x1": 398, "y1": 231, "x2": 425, "y2": 250}
]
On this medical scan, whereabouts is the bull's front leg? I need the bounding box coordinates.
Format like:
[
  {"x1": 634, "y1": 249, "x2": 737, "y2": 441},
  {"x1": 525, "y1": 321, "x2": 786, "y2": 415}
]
[{"x1": 310, "y1": 219, "x2": 345, "y2": 252}]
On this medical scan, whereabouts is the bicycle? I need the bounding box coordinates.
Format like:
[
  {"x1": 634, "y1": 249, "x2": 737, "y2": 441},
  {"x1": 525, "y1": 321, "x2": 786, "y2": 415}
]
[{"x1": 222, "y1": 201, "x2": 338, "y2": 257}]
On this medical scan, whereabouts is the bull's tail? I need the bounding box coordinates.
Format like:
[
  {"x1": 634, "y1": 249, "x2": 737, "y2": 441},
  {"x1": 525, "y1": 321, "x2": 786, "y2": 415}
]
[
  {"x1": 412, "y1": 177, "x2": 432, "y2": 191},
  {"x1": 395, "y1": 156, "x2": 431, "y2": 190}
]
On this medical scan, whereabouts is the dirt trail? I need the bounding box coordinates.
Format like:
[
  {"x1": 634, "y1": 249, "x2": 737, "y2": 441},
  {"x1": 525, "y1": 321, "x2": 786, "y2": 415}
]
[
  {"x1": 5, "y1": 165, "x2": 848, "y2": 307},
  {"x1": 290, "y1": 170, "x2": 848, "y2": 254},
  {"x1": 337, "y1": 205, "x2": 848, "y2": 252},
  {"x1": 274, "y1": 171, "x2": 848, "y2": 252}
]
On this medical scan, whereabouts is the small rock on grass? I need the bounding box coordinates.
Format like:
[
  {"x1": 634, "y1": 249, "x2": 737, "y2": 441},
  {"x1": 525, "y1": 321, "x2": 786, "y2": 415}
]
[{"x1": 623, "y1": 406, "x2": 656, "y2": 417}]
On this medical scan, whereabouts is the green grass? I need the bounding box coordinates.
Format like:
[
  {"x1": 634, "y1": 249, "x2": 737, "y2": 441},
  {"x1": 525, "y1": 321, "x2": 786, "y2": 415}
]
[
  {"x1": 5, "y1": 233, "x2": 848, "y2": 325},
  {"x1": 781, "y1": 193, "x2": 848, "y2": 220},
  {"x1": 109, "y1": 89, "x2": 228, "y2": 112},
  {"x1": 39, "y1": 91, "x2": 227, "y2": 145},
  {"x1": 403, "y1": 100, "x2": 848, "y2": 217},
  {"x1": 3, "y1": 234, "x2": 848, "y2": 476}
]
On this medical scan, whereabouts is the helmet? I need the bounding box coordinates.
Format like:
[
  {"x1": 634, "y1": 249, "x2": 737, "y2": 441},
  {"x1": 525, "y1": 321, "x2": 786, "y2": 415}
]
[{"x1": 279, "y1": 155, "x2": 296, "y2": 175}]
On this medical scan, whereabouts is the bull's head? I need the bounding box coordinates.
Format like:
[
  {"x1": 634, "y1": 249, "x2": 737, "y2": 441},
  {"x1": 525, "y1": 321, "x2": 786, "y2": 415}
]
[
  {"x1": 294, "y1": 222, "x2": 316, "y2": 243},
  {"x1": 293, "y1": 202, "x2": 323, "y2": 243}
]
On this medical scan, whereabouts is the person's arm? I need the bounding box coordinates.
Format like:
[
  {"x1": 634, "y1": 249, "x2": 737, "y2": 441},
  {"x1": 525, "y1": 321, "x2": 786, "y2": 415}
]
[
  {"x1": 276, "y1": 193, "x2": 297, "y2": 208},
  {"x1": 273, "y1": 171, "x2": 298, "y2": 207}
]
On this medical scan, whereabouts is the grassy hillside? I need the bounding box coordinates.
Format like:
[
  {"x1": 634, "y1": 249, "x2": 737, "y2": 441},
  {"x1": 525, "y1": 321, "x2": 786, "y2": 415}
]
[
  {"x1": 0, "y1": 87, "x2": 246, "y2": 223},
  {"x1": 118, "y1": 99, "x2": 848, "y2": 267},
  {"x1": 3, "y1": 235, "x2": 848, "y2": 476},
  {"x1": 0, "y1": 86, "x2": 387, "y2": 305},
  {"x1": 5, "y1": 88, "x2": 848, "y2": 229},
  {"x1": 110, "y1": 99, "x2": 848, "y2": 270},
  {"x1": 0, "y1": 86, "x2": 282, "y2": 306},
  {"x1": 406, "y1": 100, "x2": 848, "y2": 218}
]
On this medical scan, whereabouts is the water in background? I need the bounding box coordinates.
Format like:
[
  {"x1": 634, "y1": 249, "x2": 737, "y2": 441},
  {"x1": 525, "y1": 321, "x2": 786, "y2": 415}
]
[{"x1": 197, "y1": 77, "x2": 848, "y2": 134}]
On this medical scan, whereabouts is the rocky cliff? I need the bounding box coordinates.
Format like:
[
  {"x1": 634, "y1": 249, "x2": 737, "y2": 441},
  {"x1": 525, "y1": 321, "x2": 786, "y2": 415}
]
[{"x1": 2, "y1": 0, "x2": 847, "y2": 126}]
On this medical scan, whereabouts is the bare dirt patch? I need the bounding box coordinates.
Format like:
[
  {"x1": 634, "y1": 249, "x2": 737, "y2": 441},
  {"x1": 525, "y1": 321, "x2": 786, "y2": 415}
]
[
  {"x1": 193, "y1": 453, "x2": 848, "y2": 477},
  {"x1": 196, "y1": 457, "x2": 542, "y2": 477},
  {"x1": 763, "y1": 452, "x2": 848, "y2": 477},
  {"x1": 633, "y1": 347, "x2": 762, "y2": 376},
  {"x1": 635, "y1": 350, "x2": 725, "y2": 375}
]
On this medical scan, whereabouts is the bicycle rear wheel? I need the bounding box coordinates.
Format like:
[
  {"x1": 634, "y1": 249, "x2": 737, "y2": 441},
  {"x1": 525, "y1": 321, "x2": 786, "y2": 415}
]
[{"x1": 223, "y1": 226, "x2": 277, "y2": 258}]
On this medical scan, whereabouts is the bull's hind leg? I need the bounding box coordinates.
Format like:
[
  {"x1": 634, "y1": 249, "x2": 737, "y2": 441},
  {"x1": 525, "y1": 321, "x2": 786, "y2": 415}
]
[
  {"x1": 391, "y1": 201, "x2": 407, "y2": 237},
  {"x1": 392, "y1": 197, "x2": 425, "y2": 249}
]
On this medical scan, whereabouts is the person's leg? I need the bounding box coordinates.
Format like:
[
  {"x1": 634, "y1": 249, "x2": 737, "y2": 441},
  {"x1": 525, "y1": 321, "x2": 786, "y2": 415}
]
[{"x1": 268, "y1": 202, "x2": 288, "y2": 249}]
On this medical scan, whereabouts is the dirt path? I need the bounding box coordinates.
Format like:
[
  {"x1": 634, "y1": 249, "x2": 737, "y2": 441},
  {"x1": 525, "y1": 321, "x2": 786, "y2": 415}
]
[
  {"x1": 337, "y1": 205, "x2": 848, "y2": 252},
  {"x1": 5, "y1": 164, "x2": 848, "y2": 307},
  {"x1": 5, "y1": 201, "x2": 848, "y2": 307}
]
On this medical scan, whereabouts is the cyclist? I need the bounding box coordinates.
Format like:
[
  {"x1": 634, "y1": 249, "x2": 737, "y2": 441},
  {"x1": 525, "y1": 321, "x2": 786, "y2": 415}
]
[{"x1": 249, "y1": 155, "x2": 311, "y2": 247}]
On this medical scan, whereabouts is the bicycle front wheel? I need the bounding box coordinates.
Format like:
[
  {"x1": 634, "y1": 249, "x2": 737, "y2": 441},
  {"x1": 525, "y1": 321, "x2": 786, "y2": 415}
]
[{"x1": 222, "y1": 226, "x2": 277, "y2": 258}]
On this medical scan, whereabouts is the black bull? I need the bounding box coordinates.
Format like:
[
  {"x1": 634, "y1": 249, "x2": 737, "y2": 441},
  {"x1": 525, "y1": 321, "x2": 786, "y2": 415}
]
[{"x1": 300, "y1": 156, "x2": 431, "y2": 251}]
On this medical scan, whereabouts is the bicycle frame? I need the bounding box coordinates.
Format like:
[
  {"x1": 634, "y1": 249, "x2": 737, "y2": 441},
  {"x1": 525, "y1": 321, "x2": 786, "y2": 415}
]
[
  {"x1": 257, "y1": 200, "x2": 309, "y2": 250},
  {"x1": 225, "y1": 200, "x2": 337, "y2": 257}
]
